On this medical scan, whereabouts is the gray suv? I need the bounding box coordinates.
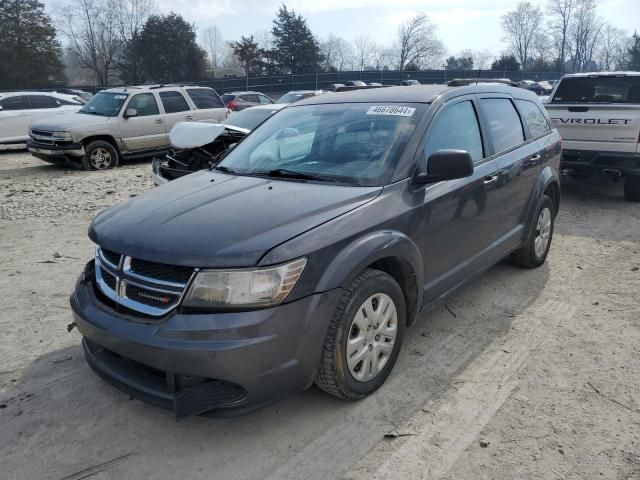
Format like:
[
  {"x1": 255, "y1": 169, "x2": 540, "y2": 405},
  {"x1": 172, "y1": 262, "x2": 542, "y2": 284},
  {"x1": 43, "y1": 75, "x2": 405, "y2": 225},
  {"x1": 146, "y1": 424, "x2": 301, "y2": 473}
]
[
  {"x1": 71, "y1": 85, "x2": 561, "y2": 417},
  {"x1": 27, "y1": 85, "x2": 228, "y2": 170}
]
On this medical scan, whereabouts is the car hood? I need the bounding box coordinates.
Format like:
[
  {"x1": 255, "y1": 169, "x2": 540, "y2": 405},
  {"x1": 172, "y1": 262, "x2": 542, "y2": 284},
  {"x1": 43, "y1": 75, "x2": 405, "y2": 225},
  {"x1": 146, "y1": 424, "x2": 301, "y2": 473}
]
[
  {"x1": 30, "y1": 112, "x2": 110, "y2": 130},
  {"x1": 90, "y1": 171, "x2": 381, "y2": 268},
  {"x1": 170, "y1": 122, "x2": 249, "y2": 149}
]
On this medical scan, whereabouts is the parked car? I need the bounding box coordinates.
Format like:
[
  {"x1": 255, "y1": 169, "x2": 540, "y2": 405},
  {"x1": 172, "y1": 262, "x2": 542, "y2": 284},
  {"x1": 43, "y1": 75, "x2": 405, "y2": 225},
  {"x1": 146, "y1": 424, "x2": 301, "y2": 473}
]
[
  {"x1": 344, "y1": 80, "x2": 367, "y2": 87},
  {"x1": 27, "y1": 85, "x2": 227, "y2": 170},
  {"x1": 152, "y1": 104, "x2": 288, "y2": 185},
  {"x1": 401, "y1": 80, "x2": 421, "y2": 86},
  {"x1": 72, "y1": 84, "x2": 561, "y2": 417},
  {"x1": 275, "y1": 90, "x2": 325, "y2": 104},
  {"x1": 545, "y1": 71, "x2": 640, "y2": 200},
  {"x1": 0, "y1": 92, "x2": 82, "y2": 144},
  {"x1": 447, "y1": 78, "x2": 520, "y2": 88},
  {"x1": 519, "y1": 80, "x2": 553, "y2": 95},
  {"x1": 222, "y1": 91, "x2": 274, "y2": 111},
  {"x1": 54, "y1": 88, "x2": 94, "y2": 103},
  {"x1": 326, "y1": 83, "x2": 346, "y2": 92}
]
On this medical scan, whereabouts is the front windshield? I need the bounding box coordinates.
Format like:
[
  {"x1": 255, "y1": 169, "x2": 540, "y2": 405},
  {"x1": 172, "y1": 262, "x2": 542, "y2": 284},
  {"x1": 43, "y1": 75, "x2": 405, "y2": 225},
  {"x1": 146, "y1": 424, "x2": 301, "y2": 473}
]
[
  {"x1": 80, "y1": 92, "x2": 128, "y2": 117},
  {"x1": 218, "y1": 102, "x2": 424, "y2": 186},
  {"x1": 275, "y1": 93, "x2": 308, "y2": 104},
  {"x1": 223, "y1": 108, "x2": 276, "y2": 131}
]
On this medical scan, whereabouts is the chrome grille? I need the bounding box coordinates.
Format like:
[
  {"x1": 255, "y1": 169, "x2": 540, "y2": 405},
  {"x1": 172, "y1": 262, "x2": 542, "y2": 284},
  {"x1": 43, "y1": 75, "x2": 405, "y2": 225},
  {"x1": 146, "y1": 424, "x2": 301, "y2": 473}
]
[{"x1": 95, "y1": 247, "x2": 196, "y2": 316}]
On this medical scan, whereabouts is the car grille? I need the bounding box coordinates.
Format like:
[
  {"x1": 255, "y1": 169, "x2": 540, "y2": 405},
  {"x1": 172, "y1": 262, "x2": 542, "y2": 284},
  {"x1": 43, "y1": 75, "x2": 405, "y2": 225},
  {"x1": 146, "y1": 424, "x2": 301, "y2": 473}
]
[
  {"x1": 31, "y1": 129, "x2": 53, "y2": 137},
  {"x1": 95, "y1": 247, "x2": 196, "y2": 317}
]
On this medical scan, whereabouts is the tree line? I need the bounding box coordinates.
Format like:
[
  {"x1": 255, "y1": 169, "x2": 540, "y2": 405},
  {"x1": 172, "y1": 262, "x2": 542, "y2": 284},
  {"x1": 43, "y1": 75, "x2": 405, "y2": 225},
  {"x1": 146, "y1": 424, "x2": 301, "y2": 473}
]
[{"x1": 0, "y1": 0, "x2": 639, "y2": 90}]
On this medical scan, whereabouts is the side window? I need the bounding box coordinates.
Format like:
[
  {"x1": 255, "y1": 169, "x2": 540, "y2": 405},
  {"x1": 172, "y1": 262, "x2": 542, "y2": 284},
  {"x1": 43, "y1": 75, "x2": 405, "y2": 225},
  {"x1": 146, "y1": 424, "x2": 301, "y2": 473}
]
[
  {"x1": 127, "y1": 93, "x2": 159, "y2": 116},
  {"x1": 186, "y1": 89, "x2": 224, "y2": 108},
  {"x1": 516, "y1": 100, "x2": 551, "y2": 138},
  {"x1": 159, "y1": 91, "x2": 190, "y2": 113},
  {"x1": 480, "y1": 98, "x2": 525, "y2": 153},
  {"x1": 242, "y1": 94, "x2": 259, "y2": 103},
  {"x1": 424, "y1": 100, "x2": 484, "y2": 163},
  {"x1": 258, "y1": 94, "x2": 273, "y2": 105},
  {"x1": 27, "y1": 95, "x2": 59, "y2": 109},
  {"x1": 0, "y1": 96, "x2": 28, "y2": 110}
]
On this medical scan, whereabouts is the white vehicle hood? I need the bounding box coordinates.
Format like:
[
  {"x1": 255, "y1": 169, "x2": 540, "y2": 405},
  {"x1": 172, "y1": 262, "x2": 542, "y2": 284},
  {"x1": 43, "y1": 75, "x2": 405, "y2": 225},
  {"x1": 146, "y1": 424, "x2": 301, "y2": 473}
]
[
  {"x1": 170, "y1": 122, "x2": 249, "y2": 149},
  {"x1": 30, "y1": 112, "x2": 110, "y2": 131}
]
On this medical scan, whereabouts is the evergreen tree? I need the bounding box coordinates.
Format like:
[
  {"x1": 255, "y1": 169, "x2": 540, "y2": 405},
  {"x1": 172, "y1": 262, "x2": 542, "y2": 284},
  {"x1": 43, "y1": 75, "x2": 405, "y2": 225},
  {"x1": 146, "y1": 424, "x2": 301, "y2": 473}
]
[
  {"x1": 126, "y1": 13, "x2": 207, "y2": 83},
  {"x1": 491, "y1": 54, "x2": 521, "y2": 71},
  {"x1": 628, "y1": 32, "x2": 640, "y2": 71},
  {"x1": 270, "y1": 4, "x2": 322, "y2": 74},
  {"x1": 444, "y1": 56, "x2": 474, "y2": 70},
  {"x1": 231, "y1": 36, "x2": 265, "y2": 77},
  {"x1": 0, "y1": 0, "x2": 65, "y2": 89}
]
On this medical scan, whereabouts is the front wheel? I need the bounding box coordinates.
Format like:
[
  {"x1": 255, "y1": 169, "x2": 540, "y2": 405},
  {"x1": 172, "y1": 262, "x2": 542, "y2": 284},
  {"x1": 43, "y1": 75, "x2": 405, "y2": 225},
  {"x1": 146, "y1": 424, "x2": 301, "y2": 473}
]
[
  {"x1": 315, "y1": 269, "x2": 406, "y2": 400},
  {"x1": 511, "y1": 195, "x2": 555, "y2": 268},
  {"x1": 624, "y1": 176, "x2": 640, "y2": 202},
  {"x1": 82, "y1": 140, "x2": 118, "y2": 171}
]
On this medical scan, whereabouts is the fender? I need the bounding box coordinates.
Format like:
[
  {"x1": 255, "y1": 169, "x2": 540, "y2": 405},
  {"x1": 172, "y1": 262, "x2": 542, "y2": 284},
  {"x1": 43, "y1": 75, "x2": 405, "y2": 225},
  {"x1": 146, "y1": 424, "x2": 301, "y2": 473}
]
[
  {"x1": 315, "y1": 230, "x2": 424, "y2": 318},
  {"x1": 522, "y1": 166, "x2": 561, "y2": 243}
]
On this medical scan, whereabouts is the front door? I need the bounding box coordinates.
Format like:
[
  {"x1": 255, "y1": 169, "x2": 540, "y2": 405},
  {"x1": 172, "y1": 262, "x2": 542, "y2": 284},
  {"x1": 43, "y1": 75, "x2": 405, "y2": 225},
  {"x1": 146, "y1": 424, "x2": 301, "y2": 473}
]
[
  {"x1": 416, "y1": 96, "x2": 503, "y2": 302},
  {"x1": 121, "y1": 93, "x2": 166, "y2": 152}
]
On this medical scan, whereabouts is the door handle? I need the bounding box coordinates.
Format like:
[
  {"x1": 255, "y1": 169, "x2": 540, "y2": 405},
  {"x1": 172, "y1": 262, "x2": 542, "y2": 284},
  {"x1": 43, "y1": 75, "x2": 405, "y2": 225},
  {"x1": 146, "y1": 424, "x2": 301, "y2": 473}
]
[
  {"x1": 483, "y1": 175, "x2": 499, "y2": 186},
  {"x1": 185, "y1": 115, "x2": 193, "y2": 120},
  {"x1": 530, "y1": 154, "x2": 542, "y2": 163},
  {"x1": 155, "y1": 119, "x2": 163, "y2": 124}
]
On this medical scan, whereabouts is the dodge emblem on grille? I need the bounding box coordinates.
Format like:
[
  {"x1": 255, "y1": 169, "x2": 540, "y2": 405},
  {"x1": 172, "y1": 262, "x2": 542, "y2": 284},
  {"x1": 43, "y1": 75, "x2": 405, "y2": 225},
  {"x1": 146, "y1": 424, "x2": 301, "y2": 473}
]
[{"x1": 117, "y1": 279, "x2": 127, "y2": 299}]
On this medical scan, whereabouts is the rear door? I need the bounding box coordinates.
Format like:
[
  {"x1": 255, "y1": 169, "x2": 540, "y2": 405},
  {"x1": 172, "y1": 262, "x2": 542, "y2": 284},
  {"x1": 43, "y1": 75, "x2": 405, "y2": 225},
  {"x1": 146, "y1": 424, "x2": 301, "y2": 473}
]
[
  {"x1": 159, "y1": 90, "x2": 194, "y2": 134},
  {"x1": 0, "y1": 95, "x2": 30, "y2": 142},
  {"x1": 238, "y1": 94, "x2": 259, "y2": 110},
  {"x1": 417, "y1": 96, "x2": 502, "y2": 299},
  {"x1": 121, "y1": 92, "x2": 166, "y2": 151},
  {"x1": 184, "y1": 88, "x2": 227, "y2": 123},
  {"x1": 545, "y1": 75, "x2": 640, "y2": 153},
  {"x1": 477, "y1": 95, "x2": 544, "y2": 243}
]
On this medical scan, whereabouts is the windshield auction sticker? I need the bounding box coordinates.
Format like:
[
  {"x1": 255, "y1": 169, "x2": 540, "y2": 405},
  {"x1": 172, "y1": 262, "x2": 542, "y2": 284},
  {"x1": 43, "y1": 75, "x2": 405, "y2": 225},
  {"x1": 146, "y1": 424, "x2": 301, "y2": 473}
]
[{"x1": 367, "y1": 105, "x2": 416, "y2": 116}]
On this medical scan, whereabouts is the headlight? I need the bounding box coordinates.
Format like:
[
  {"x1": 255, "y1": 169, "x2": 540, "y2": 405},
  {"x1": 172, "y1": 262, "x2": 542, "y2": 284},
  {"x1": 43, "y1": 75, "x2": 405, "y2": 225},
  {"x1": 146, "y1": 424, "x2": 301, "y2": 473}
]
[
  {"x1": 53, "y1": 131, "x2": 72, "y2": 140},
  {"x1": 183, "y1": 258, "x2": 307, "y2": 309}
]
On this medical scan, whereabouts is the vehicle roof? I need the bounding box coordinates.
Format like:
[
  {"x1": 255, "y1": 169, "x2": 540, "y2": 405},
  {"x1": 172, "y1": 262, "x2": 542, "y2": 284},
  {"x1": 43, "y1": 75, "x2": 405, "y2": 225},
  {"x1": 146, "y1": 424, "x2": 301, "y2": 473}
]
[
  {"x1": 297, "y1": 83, "x2": 538, "y2": 106},
  {"x1": 284, "y1": 90, "x2": 324, "y2": 94},
  {"x1": 101, "y1": 85, "x2": 212, "y2": 94},
  {"x1": 561, "y1": 71, "x2": 640, "y2": 78},
  {"x1": 234, "y1": 104, "x2": 288, "y2": 112},
  {"x1": 0, "y1": 91, "x2": 83, "y2": 102},
  {"x1": 225, "y1": 91, "x2": 266, "y2": 95}
]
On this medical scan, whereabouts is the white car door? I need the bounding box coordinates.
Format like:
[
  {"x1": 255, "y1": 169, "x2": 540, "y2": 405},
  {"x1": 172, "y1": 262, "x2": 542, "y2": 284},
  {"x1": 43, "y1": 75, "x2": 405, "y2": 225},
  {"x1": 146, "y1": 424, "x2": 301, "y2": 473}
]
[
  {"x1": 0, "y1": 95, "x2": 31, "y2": 143},
  {"x1": 121, "y1": 92, "x2": 167, "y2": 151},
  {"x1": 184, "y1": 88, "x2": 228, "y2": 123},
  {"x1": 25, "y1": 94, "x2": 79, "y2": 125},
  {"x1": 159, "y1": 91, "x2": 196, "y2": 138}
]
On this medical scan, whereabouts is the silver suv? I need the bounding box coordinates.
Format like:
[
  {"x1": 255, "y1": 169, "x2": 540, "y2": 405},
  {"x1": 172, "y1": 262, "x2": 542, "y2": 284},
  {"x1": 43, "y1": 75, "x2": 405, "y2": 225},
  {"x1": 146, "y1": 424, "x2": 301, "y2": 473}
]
[{"x1": 27, "y1": 85, "x2": 228, "y2": 170}]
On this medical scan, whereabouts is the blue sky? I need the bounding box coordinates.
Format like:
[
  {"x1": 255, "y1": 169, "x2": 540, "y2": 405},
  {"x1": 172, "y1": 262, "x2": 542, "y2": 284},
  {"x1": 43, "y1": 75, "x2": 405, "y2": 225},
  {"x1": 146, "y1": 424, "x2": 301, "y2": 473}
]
[{"x1": 157, "y1": 0, "x2": 640, "y2": 53}]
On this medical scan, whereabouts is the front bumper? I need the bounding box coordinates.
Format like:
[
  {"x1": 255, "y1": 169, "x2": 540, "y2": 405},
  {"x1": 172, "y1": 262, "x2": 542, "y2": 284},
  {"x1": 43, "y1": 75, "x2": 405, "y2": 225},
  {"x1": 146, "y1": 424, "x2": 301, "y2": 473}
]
[
  {"x1": 27, "y1": 139, "x2": 84, "y2": 163},
  {"x1": 561, "y1": 149, "x2": 640, "y2": 177},
  {"x1": 71, "y1": 267, "x2": 343, "y2": 417}
]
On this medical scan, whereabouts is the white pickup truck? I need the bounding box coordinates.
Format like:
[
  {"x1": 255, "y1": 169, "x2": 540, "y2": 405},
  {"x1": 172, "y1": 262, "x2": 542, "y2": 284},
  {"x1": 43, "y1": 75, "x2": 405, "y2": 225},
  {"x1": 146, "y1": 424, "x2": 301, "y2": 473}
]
[
  {"x1": 545, "y1": 72, "x2": 640, "y2": 201},
  {"x1": 27, "y1": 85, "x2": 228, "y2": 171}
]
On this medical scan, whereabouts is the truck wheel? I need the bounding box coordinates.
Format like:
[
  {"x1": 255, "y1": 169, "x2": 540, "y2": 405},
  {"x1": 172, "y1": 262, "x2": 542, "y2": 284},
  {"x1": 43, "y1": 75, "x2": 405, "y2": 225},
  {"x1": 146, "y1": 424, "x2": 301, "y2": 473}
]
[
  {"x1": 315, "y1": 269, "x2": 406, "y2": 400},
  {"x1": 623, "y1": 176, "x2": 640, "y2": 202},
  {"x1": 82, "y1": 141, "x2": 118, "y2": 171},
  {"x1": 511, "y1": 195, "x2": 555, "y2": 268}
]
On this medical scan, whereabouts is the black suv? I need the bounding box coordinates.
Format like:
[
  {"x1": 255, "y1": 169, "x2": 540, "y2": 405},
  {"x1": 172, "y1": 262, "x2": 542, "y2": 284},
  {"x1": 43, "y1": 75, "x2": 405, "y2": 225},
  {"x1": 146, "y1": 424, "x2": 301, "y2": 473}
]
[{"x1": 72, "y1": 85, "x2": 561, "y2": 417}]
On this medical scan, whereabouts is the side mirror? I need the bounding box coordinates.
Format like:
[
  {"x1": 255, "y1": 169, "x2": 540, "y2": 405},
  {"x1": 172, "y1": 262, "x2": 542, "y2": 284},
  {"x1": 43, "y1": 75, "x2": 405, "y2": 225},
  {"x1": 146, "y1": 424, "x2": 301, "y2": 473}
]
[
  {"x1": 124, "y1": 108, "x2": 137, "y2": 118},
  {"x1": 414, "y1": 149, "x2": 474, "y2": 184},
  {"x1": 276, "y1": 127, "x2": 300, "y2": 140},
  {"x1": 227, "y1": 143, "x2": 238, "y2": 152}
]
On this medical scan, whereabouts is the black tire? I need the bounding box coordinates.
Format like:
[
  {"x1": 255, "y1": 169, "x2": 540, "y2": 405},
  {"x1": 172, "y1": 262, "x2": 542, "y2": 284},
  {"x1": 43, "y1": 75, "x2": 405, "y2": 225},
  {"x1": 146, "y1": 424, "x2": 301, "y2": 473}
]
[
  {"x1": 623, "y1": 176, "x2": 640, "y2": 202},
  {"x1": 511, "y1": 195, "x2": 555, "y2": 268},
  {"x1": 82, "y1": 140, "x2": 118, "y2": 171},
  {"x1": 315, "y1": 269, "x2": 406, "y2": 400}
]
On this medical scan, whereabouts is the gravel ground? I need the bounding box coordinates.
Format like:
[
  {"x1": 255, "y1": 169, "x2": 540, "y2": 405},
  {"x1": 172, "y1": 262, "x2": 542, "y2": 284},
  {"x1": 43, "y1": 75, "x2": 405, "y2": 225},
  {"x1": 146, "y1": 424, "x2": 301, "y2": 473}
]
[{"x1": 1, "y1": 146, "x2": 639, "y2": 480}]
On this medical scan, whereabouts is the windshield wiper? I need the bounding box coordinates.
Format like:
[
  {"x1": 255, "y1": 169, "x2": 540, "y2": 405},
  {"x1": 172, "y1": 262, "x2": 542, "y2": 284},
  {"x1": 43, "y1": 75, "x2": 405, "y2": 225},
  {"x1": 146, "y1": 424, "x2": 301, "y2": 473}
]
[
  {"x1": 80, "y1": 110, "x2": 104, "y2": 116},
  {"x1": 264, "y1": 168, "x2": 339, "y2": 183},
  {"x1": 213, "y1": 165, "x2": 236, "y2": 174}
]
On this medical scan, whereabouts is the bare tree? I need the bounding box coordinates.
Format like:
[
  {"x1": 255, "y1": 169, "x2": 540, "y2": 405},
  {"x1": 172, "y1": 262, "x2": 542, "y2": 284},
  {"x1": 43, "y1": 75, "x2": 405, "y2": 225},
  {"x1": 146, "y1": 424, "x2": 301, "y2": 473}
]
[
  {"x1": 569, "y1": 0, "x2": 604, "y2": 72},
  {"x1": 471, "y1": 49, "x2": 495, "y2": 70},
  {"x1": 115, "y1": 0, "x2": 155, "y2": 41},
  {"x1": 596, "y1": 24, "x2": 627, "y2": 70},
  {"x1": 59, "y1": 0, "x2": 122, "y2": 86},
  {"x1": 320, "y1": 34, "x2": 353, "y2": 71},
  {"x1": 501, "y1": 2, "x2": 544, "y2": 69},
  {"x1": 548, "y1": 0, "x2": 575, "y2": 69},
  {"x1": 201, "y1": 25, "x2": 224, "y2": 69},
  {"x1": 396, "y1": 14, "x2": 443, "y2": 72},
  {"x1": 353, "y1": 34, "x2": 375, "y2": 71}
]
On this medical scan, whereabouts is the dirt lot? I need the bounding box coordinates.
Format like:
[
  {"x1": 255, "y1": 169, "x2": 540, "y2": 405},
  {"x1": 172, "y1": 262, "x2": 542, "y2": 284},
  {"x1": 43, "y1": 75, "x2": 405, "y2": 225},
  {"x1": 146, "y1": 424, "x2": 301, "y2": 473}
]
[{"x1": 1, "y1": 146, "x2": 639, "y2": 480}]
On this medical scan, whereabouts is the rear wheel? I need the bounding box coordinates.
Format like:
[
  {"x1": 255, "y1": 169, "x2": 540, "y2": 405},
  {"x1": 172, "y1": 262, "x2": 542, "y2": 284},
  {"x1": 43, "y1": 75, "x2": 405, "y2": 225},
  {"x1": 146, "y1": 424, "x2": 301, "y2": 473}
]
[
  {"x1": 315, "y1": 269, "x2": 406, "y2": 400},
  {"x1": 511, "y1": 195, "x2": 555, "y2": 268},
  {"x1": 623, "y1": 176, "x2": 640, "y2": 202},
  {"x1": 82, "y1": 140, "x2": 118, "y2": 171}
]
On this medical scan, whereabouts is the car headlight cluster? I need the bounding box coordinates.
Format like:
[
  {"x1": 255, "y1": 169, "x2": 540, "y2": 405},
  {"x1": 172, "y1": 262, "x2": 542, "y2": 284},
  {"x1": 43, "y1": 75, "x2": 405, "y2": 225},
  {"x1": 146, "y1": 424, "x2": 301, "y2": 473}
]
[
  {"x1": 183, "y1": 258, "x2": 307, "y2": 309},
  {"x1": 52, "y1": 131, "x2": 73, "y2": 141}
]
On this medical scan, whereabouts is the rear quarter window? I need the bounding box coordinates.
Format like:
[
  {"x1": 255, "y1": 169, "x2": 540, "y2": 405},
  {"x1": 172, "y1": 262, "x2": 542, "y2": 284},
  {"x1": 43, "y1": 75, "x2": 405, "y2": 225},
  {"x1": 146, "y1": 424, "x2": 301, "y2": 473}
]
[
  {"x1": 0, "y1": 95, "x2": 28, "y2": 110},
  {"x1": 159, "y1": 91, "x2": 190, "y2": 113},
  {"x1": 516, "y1": 100, "x2": 551, "y2": 138},
  {"x1": 186, "y1": 89, "x2": 224, "y2": 109}
]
